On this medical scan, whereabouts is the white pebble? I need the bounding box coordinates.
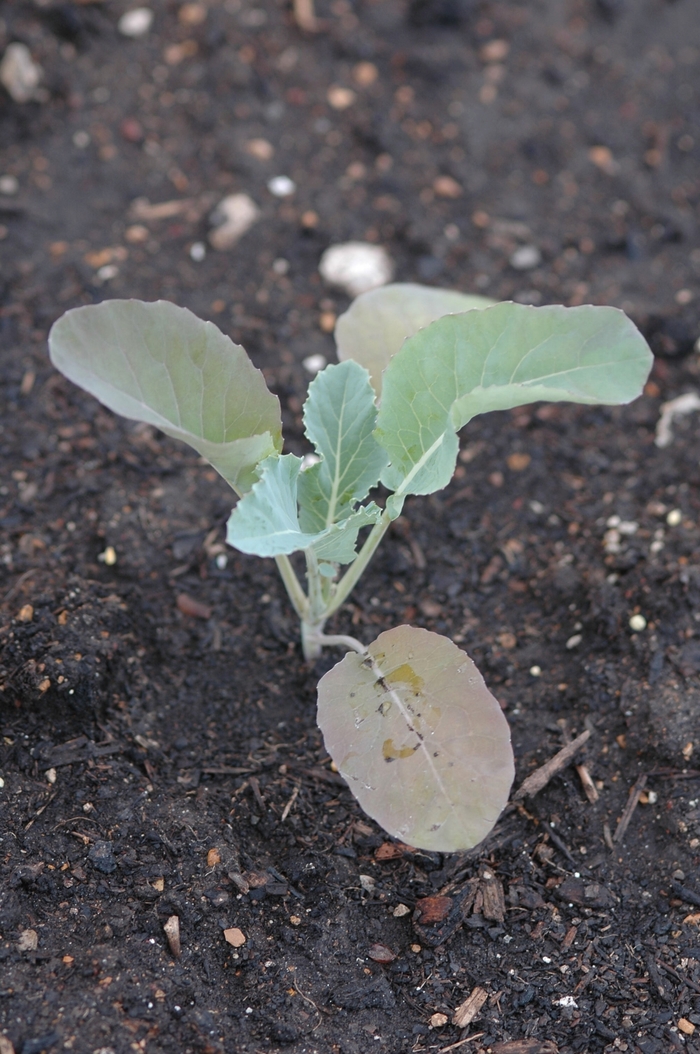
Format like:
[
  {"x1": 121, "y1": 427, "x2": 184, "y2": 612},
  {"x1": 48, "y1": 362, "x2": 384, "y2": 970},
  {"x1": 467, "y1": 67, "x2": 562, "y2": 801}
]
[
  {"x1": 629, "y1": 614, "x2": 647, "y2": 632},
  {"x1": 529, "y1": 665, "x2": 542, "y2": 677},
  {"x1": 73, "y1": 130, "x2": 90, "y2": 149},
  {"x1": 208, "y1": 193, "x2": 260, "y2": 251},
  {"x1": 0, "y1": 175, "x2": 19, "y2": 195},
  {"x1": 97, "y1": 264, "x2": 119, "y2": 282},
  {"x1": 267, "y1": 175, "x2": 296, "y2": 198},
  {"x1": 319, "y1": 242, "x2": 394, "y2": 298},
  {"x1": 666, "y1": 508, "x2": 682, "y2": 527},
  {"x1": 118, "y1": 8, "x2": 154, "y2": 38},
  {"x1": 215, "y1": 553, "x2": 228, "y2": 570},
  {"x1": 302, "y1": 354, "x2": 326, "y2": 375},
  {"x1": 190, "y1": 241, "x2": 206, "y2": 262},
  {"x1": 566, "y1": 634, "x2": 582, "y2": 649},
  {"x1": 618, "y1": 520, "x2": 639, "y2": 536},
  {"x1": 0, "y1": 43, "x2": 42, "y2": 104},
  {"x1": 509, "y1": 245, "x2": 542, "y2": 271}
]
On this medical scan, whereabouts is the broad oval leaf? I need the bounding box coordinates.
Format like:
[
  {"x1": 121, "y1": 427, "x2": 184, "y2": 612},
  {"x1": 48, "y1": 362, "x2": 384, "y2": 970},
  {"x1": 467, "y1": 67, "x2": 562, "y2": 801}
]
[
  {"x1": 226, "y1": 453, "x2": 381, "y2": 561},
  {"x1": 48, "y1": 299, "x2": 282, "y2": 493},
  {"x1": 317, "y1": 626, "x2": 514, "y2": 853},
  {"x1": 335, "y1": 283, "x2": 494, "y2": 396},
  {"x1": 376, "y1": 302, "x2": 653, "y2": 510},
  {"x1": 297, "y1": 360, "x2": 388, "y2": 533}
]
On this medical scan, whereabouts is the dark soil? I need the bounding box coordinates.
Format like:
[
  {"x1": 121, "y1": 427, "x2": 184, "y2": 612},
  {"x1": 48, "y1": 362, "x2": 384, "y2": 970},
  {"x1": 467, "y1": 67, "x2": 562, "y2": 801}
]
[{"x1": 2, "y1": 2, "x2": 700, "y2": 1053}]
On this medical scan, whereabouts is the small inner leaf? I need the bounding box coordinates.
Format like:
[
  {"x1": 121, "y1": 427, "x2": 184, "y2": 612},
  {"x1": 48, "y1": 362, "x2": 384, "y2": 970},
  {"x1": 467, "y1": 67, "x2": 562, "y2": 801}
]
[
  {"x1": 48, "y1": 299, "x2": 282, "y2": 493},
  {"x1": 336, "y1": 283, "x2": 495, "y2": 396},
  {"x1": 226, "y1": 453, "x2": 381, "y2": 561},
  {"x1": 317, "y1": 626, "x2": 515, "y2": 853},
  {"x1": 297, "y1": 360, "x2": 388, "y2": 533}
]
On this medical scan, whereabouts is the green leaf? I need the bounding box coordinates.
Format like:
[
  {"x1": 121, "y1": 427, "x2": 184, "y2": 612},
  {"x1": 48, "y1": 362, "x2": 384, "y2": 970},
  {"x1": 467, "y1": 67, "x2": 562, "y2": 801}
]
[
  {"x1": 48, "y1": 299, "x2": 282, "y2": 493},
  {"x1": 317, "y1": 625, "x2": 514, "y2": 852},
  {"x1": 376, "y1": 302, "x2": 653, "y2": 508},
  {"x1": 297, "y1": 361, "x2": 388, "y2": 533},
  {"x1": 226, "y1": 454, "x2": 381, "y2": 561},
  {"x1": 335, "y1": 283, "x2": 494, "y2": 396}
]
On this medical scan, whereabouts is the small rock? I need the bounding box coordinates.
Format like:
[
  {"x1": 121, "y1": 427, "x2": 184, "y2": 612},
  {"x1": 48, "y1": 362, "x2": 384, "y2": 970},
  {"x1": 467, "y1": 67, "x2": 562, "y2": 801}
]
[
  {"x1": 208, "y1": 193, "x2": 260, "y2": 251},
  {"x1": 88, "y1": 840, "x2": 117, "y2": 874},
  {"x1": 433, "y1": 175, "x2": 462, "y2": 198},
  {"x1": 118, "y1": 8, "x2": 154, "y2": 38},
  {"x1": 267, "y1": 175, "x2": 296, "y2": 197},
  {"x1": 510, "y1": 245, "x2": 542, "y2": 270},
  {"x1": 319, "y1": 242, "x2": 394, "y2": 297},
  {"x1": 0, "y1": 43, "x2": 42, "y2": 104},
  {"x1": 0, "y1": 174, "x2": 19, "y2": 195},
  {"x1": 189, "y1": 242, "x2": 206, "y2": 262},
  {"x1": 430, "y1": 1013, "x2": 449, "y2": 1028},
  {"x1": 224, "y1": 927, "x2": 246, "y2": 948},
  {"x1": 302, "y1": 353, "x2": 327, "y2": 374},
  {"x1": 17, "y1": 928, "x2": 38, "y2": 952},
  {"x1": 368, "y1": 942, "x2": 396, "y2": 963},
  {"x1": 245, "y1": 138, "x2": 274, "y2": 161},
  {"x1": 327, "y1": 85, "x2": 356, "y2": 110}
]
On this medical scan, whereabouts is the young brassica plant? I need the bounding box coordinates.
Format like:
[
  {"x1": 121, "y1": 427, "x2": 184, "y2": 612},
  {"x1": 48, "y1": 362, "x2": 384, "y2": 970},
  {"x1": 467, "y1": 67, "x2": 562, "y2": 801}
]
[{"x1": 48, "y1": 285, "x2": 653, "y2": 852}]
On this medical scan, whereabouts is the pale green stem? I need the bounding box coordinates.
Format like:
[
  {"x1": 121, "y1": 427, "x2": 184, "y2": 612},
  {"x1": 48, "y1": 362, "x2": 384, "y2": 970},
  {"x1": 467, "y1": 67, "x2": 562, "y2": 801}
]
[
  {"x1": 324, "y1": 509, "x2": 392, "y2": 618},
  {"x1": 274, "y1": 554, "x2": 309, "y2": 621},
  {"x1": 304, "y1": 633, "x2": 367, "y2": 655}
]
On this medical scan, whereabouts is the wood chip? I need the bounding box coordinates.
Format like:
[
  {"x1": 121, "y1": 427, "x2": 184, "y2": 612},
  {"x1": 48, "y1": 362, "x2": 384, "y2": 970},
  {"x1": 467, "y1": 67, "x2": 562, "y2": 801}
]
[
  {"x1": 207, "y1": 848, "x2": 221, "y2": 867},
  {"x1": 163, "y1": 915, "x2": 181, "y2": 957},
  {"x1": 176, "y1": 593, "x2": 212, "y2": 620},
  {"x1": 224, "y1": 927, "x2": 246, "y2": 948},
  {"x1": 478, "y1": 866, "x2": 506, "y2": 922},
  {"x1": 368, "y1": 943, "x2": 396, "y2": 963},
  {"x1": 452, "y1": 986, "x2": 488, "y2": 1028}
]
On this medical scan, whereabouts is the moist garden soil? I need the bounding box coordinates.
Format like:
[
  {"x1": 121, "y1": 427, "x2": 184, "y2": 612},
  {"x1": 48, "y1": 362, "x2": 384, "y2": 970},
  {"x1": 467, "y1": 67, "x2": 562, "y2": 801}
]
[{"x1": 2, "y1": 1, "x2": 700, "y2": 1053}]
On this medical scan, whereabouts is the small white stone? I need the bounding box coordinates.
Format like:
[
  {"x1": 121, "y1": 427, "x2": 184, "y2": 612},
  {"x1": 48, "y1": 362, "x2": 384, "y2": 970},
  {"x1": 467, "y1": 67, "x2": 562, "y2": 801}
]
[
  {"x1": 557, "y1": 995, "x2": 578, "y2": 1009},
  {"x1": 666, "y1": 508, "x2": 683, "y2": 527},
  {"x1": 118, "y1": 8, "x2": 154, "y2": 38},
  {"x1": 0, "y1": 175, "x2": 19, "y2": 195},
  {"x1": 73, "y1": 130, "x2": 90, "y2": 148},
  {"x1": 0, "y1": 43, "x2": 42, "y2": 104},
  {"x1": 208, "y1": 193, "x2": 260, "y2": 251},
  {"x1": 302, "y1": 354, "x2": 326, "y2": 375},
  {"x1": 190, "y1": 241, "x2": 206, "y2": 262},
  {"x1": 618, "y1": 520, "x2": 639, "y2": 536},
  {"x1": 97, "y1": 264, "x2": 119, "y2": 282},
  {"x1": 606, "y1": 514, "x2": 621, "y2": 528},
  {"x1": 566, "y1": 634, "x2": 582, "y2": 649},
  {"x1": 267, "y1": 175, "x2": 296, "y2": 197},
  {"x1": 319, "y1": 242, "x2": 394, "y2": 298},
  {"x1": 529, "y1": 665, "x2": 542, "y2": 677},
  {"x1": 215, "y1": 553, "x2": 228, "y2": 570},
  {"x1": 509, "y1": 244, "x2": 542, "y2": 270},
  {"x1": 629, "y1": 614, "x2": 647, "y2": 632},
  {"x1": 272, "y1": 258, "x2": 289, "y2": 274}
]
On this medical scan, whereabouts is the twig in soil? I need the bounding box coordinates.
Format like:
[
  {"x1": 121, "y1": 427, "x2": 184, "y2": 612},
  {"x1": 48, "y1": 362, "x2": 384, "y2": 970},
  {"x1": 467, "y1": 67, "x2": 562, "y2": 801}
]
[
  {"x1": 613, "y1": 774, "x2": 647, "y2": 843},
  {"x1": 546, "y1": 827, "x2": 577, "y2": 866},
  {"x1": 248, "y1": 775, "x2": 266, "y2": 811},
  {"x1": 280, "y1": 784, "x2": 299, "y2": 822},
  {"x1": 439, "y1": 1032, "x2": 485, "y2": 1053},
  {"x1": 2, "y1": 568, "x2": 37, "y2": 605},
  {"x1": 513, "y1": 730, "x2": 591, "y2": 801},
  {"x1": 656, "y1": 959, "x2": 700, "y2": 996}
]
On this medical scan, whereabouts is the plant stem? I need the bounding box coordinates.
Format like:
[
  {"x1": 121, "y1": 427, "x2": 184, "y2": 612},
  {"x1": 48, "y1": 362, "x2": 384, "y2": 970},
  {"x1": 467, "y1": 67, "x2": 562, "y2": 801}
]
[
  {"x1": 304, "y1": 632, "x2": 367, "y2": 655},
  {"x1": 274, "y1": 554, "x2": 309, "y2": 621},
  {"x1": 324, "y1": 509, "x2": 392, "y2": 618}
]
